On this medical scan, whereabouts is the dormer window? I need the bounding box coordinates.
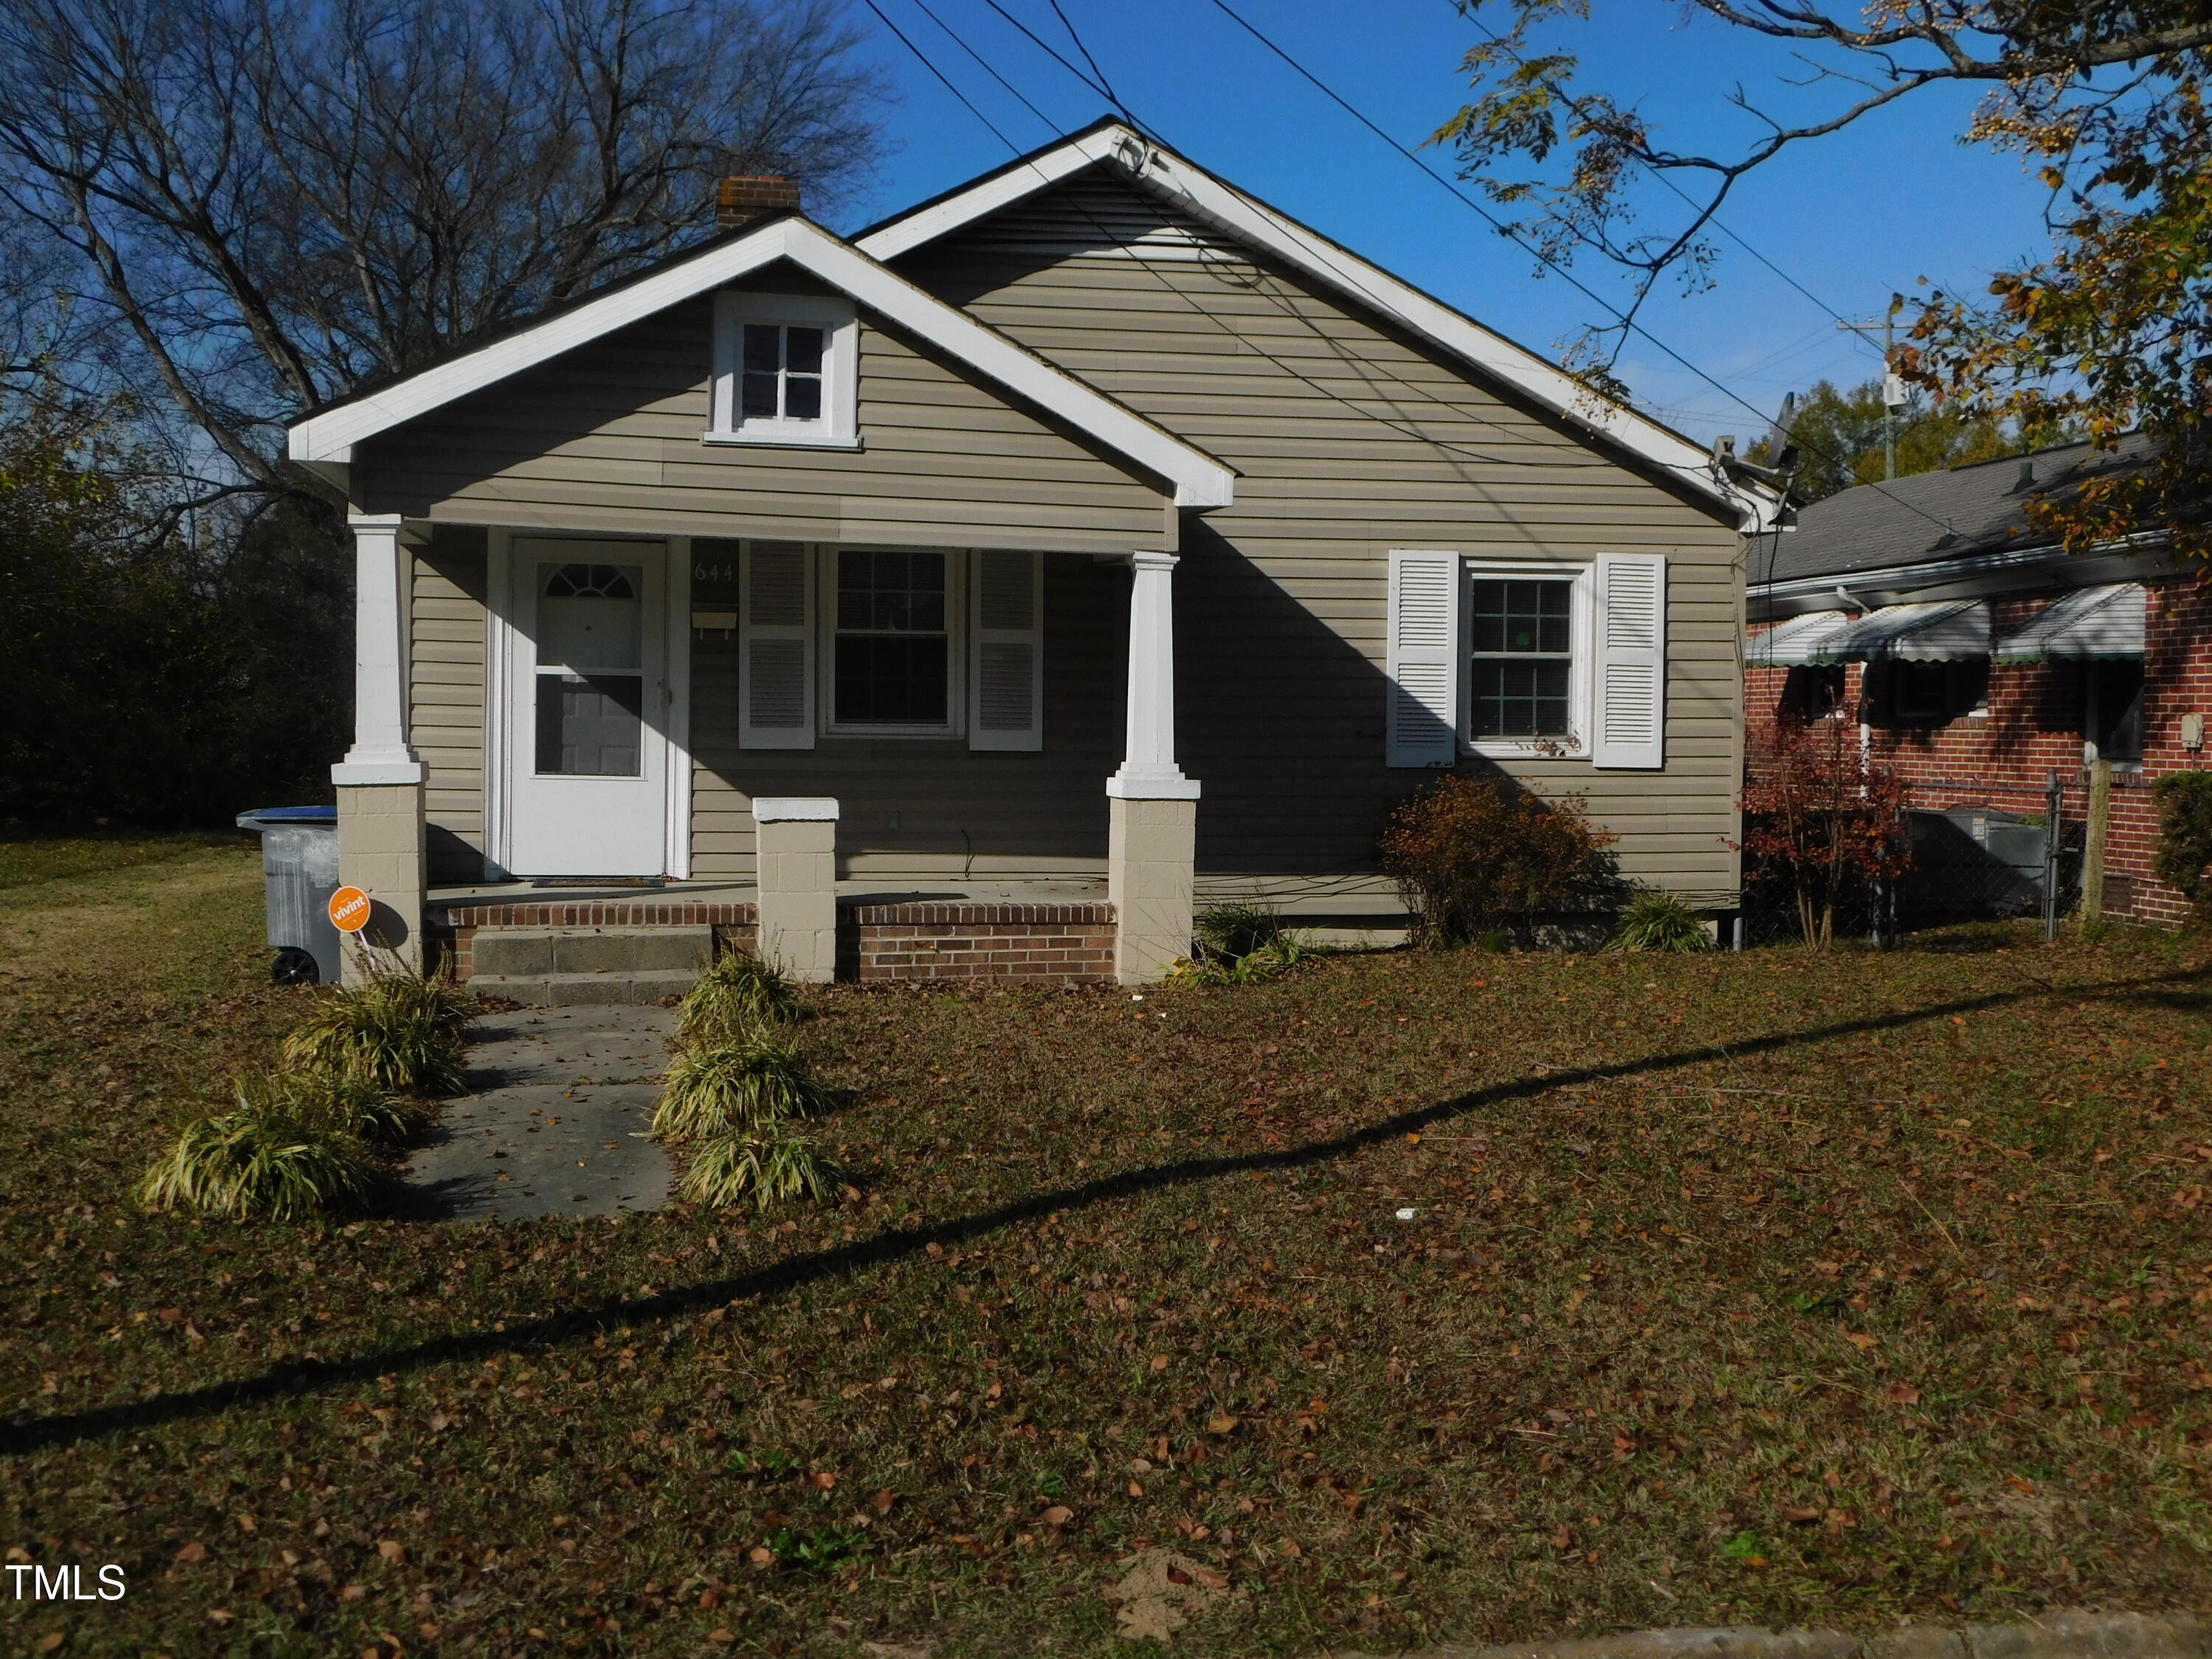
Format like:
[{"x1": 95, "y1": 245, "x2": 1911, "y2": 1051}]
[{"x1": 709, "y1": 291, "x2": 858, "y2": 448}]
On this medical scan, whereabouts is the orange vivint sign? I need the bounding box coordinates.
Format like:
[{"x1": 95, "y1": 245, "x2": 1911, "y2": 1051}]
[{"x1": 327, "y1": 886, "x2": 372, "y2": 933}]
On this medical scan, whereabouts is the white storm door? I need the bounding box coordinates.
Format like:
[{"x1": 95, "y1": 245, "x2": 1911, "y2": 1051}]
[{"x1": 507, "y1": 539, "x2": 668, "y2": 876}]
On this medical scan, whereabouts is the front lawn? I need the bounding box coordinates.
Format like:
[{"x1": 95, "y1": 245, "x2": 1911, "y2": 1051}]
[{"x1": 4, "y1": 846, "x2": 2211, "y2": 1657}]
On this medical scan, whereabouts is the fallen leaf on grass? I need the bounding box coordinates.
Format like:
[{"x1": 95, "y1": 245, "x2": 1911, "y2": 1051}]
[
  {"x1": 1041, "y1": 1505, "x2": 1074, "y2": 1527},
  {"x1": 173, "y1": 1541, "x2": 206, "y2": 1562},
  {"x1": 1106, "y1": 1547, "x2": 1228, "y2": 1641},
  {"x1": 1885, "y1": 1382, "x2": 1921, "y2": 1405}
]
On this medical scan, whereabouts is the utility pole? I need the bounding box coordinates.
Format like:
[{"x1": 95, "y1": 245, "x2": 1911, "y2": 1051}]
[{"x1": 1837, "y1": 293, "x2": 1907, "y2": 480}]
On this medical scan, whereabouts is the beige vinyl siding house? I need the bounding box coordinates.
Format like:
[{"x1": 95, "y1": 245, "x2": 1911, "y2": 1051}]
[
  {"x1": 291, "y1": 122, "x2": 1773, "y2": 991},
  {"x1": 889, "y1": 173, "x2": 1747, "y2": 895}
]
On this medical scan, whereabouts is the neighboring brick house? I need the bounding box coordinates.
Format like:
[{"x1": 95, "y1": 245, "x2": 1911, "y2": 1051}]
[{"x1": 1746, "y1": 437, "x2": 2210, "y2": 925}]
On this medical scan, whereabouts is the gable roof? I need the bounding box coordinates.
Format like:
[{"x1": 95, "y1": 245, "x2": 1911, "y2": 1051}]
[
  {"x1": 855, "y1": 120, "x2": 1777, "y2": 532},
  {"x1": 285, "y1": 215, "x2": 1237, "y2": 509},
  {"x1": 1752, "y1": 433, "x2": 2160, "y2": 588}
]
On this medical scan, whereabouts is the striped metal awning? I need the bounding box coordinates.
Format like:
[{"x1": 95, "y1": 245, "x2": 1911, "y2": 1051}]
[
  {"x1": 1747, "y1": 610, "x2": 1854, "y2": 667},
  {"x1": 1992, "y1": 583, "x2": 2146, "y2": 663},
  {"x1": 1812, "y1": 600, "x2": 1990, "y2": 664}
]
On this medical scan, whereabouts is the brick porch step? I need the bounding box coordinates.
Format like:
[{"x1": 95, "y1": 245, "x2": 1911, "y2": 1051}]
[{"x1": 465, "y1": 925, "x2": 710, "y2": 1007}]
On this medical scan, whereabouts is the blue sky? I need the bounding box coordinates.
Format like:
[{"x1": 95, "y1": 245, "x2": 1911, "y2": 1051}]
[{"x1": 836, "y1": 0, "x2": 2059, "y2": 445}]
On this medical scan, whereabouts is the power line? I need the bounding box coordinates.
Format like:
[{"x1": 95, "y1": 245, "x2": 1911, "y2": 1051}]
[
  {"x1": 1047, "y1": 0, "x2": 1127, "y2": 116},
  {"x1": 1441, "y1": 0, "x2": 1856, "y2": 329},
  {"x1": 905, "y1": 0, "x2": 1066, "y2": 140},
  {"x1": 858, "y1": 0, "x2": 1026, "y2": 153},
  {"x1": 876, "y1": 0, "x2": 1587, "y2": 472},
  {"x1": 1194, "y1": 0, "x2": 1959, "y2": 538}
]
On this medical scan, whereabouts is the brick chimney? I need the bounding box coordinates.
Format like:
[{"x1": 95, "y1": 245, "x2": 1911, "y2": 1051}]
[{"x1": 717, "y1": 175, "x2": 802, "y2": 230}]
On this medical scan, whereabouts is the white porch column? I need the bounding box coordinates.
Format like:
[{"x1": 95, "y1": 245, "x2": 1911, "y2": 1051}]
[
  {"x1": 332, "y1": 512, "x2": 428, "y2": 981},
  {"x1": 1106, "y1": 552, "x2": 1200, "y2": 985}
]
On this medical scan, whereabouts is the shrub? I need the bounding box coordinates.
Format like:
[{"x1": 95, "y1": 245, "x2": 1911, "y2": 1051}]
[
  {"x1": 653, "y1": 1035, "x2": 832, "y2": 1142},
  {"x1": 1377, "y1": 776, "x2": 1620, "y2": 947},
  {"x1": 1610, "y1": 889, "x2": 1713, "y2": 952},
  {"x1": 282, "y1": 970, "x2": 470, "y2": 1096},
  {"x1": 139, "y1": 1101, "x2": 383, "y2": 1222},
  {"x1": 677, "y1": 951, "x2": 804, "y2": 1046},
  {"x1": 2153, "y1": 770, "x2": 2212, "y2": 920},
  {"x1": 678, "y1": 1127, "x2": 843, "y2": 1210},
  {"x1": 1742, "y1": 717, "x2": 1912, "y2": 948}
]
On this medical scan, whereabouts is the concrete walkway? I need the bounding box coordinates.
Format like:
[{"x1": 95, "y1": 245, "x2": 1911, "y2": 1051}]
[{"x1": 396, "y1": 1006, "x2": 674, "y2": 1222}]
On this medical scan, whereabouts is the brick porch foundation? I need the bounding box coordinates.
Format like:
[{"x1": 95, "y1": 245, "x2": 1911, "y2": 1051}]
[
  {"x1": 845, "y1": 902, "x2": 1115, "y2": 984},
  {"x1": 428, "y1": 898, "x2": 1115, "y2": 985}
]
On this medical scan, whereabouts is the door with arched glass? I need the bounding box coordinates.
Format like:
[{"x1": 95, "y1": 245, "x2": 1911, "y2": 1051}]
[{"x1": 505, "y1": 538, "x2": 668, "y2": 875}]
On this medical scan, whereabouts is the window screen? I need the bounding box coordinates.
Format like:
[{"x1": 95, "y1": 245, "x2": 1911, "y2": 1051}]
[
  {"x1": 740, "y1": 323, "x2": 825, "y2": 424},
  {"x1": 834, "y1": 550, "x2": 948, "y2": 727},
  {"x1": 2090, "y1": 660, "x2": 2144, "y2": 762},
  {"x1": 1469, "y1": 577, "x2": 1573, "y2": 739},
  {"x1": 534, "y1": 563, "x2": 644, "y2": 775}
]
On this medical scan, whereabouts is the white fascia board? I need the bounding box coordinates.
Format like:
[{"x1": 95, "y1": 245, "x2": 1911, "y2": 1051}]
[
  {"x1": 855, "y1": 133, "x2": 1114, "y2": 262},
  {"x1": 856, "y1": 125, "x2": 1775, "y2": 532},
  {"x1": 285, "y1": 214, "x2": 1234, "y2": 510},
  {"x1": 289, "y1": 226, "x2": 795, "y2": 462}
]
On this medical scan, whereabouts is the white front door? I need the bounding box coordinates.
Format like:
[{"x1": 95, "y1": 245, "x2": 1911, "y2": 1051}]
[{"x1": 505, "y1": 538, "x2": 668, "y2": 876}]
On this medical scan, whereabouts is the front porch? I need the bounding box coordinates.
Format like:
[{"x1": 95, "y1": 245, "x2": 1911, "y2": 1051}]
[{"x1": 333, "y1": 513, "x2": 1210, "y2": 989}]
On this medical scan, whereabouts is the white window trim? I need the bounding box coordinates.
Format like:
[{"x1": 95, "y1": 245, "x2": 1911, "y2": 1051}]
[
  {"x1": 818, "y1": 545, "x2": 968, "y2": 740},
  {"x1": 709, "y1": 291, "x2": 860, "y2": 449},
  {"x1": 1461, "y1": 557, "x2": 1593, "y2": 760}
]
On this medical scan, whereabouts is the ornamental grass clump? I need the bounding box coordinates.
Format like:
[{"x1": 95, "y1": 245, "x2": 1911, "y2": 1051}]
[
  {"x1": 1609, "y1": 889, "x2": 1713, "y2": 953},
  {"x1": 281, "y1": 970, "x2": 470, "y2": 1097},
  {"x1": 139, "y1": 1095, "x2": 383, "y2": 1222},
  {"x1": 243, "y1": 1069, "x2": 420, "y2": 1145},
  {"x1": 653, "y1": 1034, "x2": 832, "y2": 1143},
  {"x1": 676, "y1": 951, "x2": 804, "y2": 1046},
  {"x1": 1175, "y1": 902, "x2": 1311, "y2": 984},
  {"x1": 675, "y1": 1124, "x2": 843, "y2": 1211}
]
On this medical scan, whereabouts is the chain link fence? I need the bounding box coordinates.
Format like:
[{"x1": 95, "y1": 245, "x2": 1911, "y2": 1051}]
[{"x1": 1727, "y1": 802, "x2": 2084, "y2": 949}]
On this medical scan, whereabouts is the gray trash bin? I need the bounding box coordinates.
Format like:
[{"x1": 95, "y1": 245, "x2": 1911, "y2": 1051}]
[{"x1": 235, "y1": 806, "x2": 343, "y2": 985}]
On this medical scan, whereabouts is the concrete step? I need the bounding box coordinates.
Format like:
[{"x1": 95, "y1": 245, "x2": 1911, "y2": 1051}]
[
  {"x1": 466, "y1": 969, "x2": 702, "y2": 1008},
  {"x1": 469, "y1": 925, "x2": 712, "y2": 978}
]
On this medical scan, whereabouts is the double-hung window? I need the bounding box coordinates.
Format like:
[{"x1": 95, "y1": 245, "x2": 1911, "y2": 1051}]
[
  {"x1": 830, "y1": 549, "x2": 953, "y2": 733},
  {"x1": 709, "y1": 292, "x2": 858, "y2": 447},
  {"x1": 734, "y1": 543, "x2": 1044, "y2": 751},
  {"x1": 1385, "y1": 551, "x2": 1665, "y2": 769},
  {"x1": 1469, "y1": 577, "x2": 1575, "y2": 741}
]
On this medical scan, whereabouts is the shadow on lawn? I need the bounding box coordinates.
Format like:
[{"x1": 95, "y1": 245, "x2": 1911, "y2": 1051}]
[{"x1": 5, "y1": 963, "x2": 2205, "y2": 1458}]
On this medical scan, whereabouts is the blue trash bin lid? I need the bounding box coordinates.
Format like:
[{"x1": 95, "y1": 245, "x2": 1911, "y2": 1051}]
[{"x1": 236, "y1": 804, "x2": 339, "y2": 828}]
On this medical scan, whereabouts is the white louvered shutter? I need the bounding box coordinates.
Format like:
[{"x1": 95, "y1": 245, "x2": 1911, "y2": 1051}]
[
  {"x1": 1385, "y1": 550, "x2": 1463, "y2": 768},
  {"x1": 1591, "y1": 553, "x2": 1666, "y2": 770},
  {"x1": 739, "y1": 540, "x2": 814, "y2": 749},
  {"x1": 969, "y1": 550, "x2": 1043, "y2": 751}
]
